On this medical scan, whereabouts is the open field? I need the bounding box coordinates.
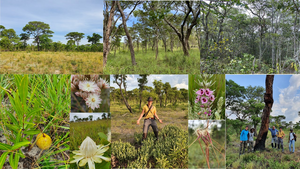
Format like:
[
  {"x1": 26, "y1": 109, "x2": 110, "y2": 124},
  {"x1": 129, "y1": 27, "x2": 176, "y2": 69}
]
[
  {"x1": 226, "y1": 129, "x2": 300, "y2": 169},
  {"x1": 0, "y1": 51, "x2": 103, "y2": 74},
  {"x1": 111, "y1": 101, "x2": 188, "y2": 143},
  {"x1": 104, "y1": 49, "x2": 200, "y2": 74}
]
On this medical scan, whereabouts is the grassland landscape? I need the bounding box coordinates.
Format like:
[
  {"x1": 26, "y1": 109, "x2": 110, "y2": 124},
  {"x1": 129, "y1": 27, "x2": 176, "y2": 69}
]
[
  {"x1": 104, "y1": 48, "x2": 200, "y2": 74},
  {"x1": 0, "y1": 51, "x2": 103, "y2": 74},
  {"x1": 70, "y1": 118, "x2": 111, "y2": 169},
  {"x1": 226, "y1": 127, "x2": 300, "y2": 169},
  {"x1": 110, "y1": 100, "x2": 188, "y2": 168}
]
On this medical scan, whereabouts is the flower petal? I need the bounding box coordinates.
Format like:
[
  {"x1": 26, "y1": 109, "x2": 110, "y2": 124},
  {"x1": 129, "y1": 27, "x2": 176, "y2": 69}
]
[
  {"x1": 88, "y1": 158, "x2": 95, "y2": 169},
  {"x1": 95, "y1": 155, "x2": 111, "y2": 162},
  {"x1": 79, "y1": 158, "x2": 88, "y2": 167},
  {"x1": 93, "y1": 156, "x2": 103, "y2": 163}
]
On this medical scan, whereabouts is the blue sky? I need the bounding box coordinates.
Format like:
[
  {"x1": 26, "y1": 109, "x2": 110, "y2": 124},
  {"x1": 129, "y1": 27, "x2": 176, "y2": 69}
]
[
  {"x1": 110, "y1": 74, "x2": 188, "y2": 91},
  {"x1": 226, "y1": 75, "x2": 300, "y2": 124},
  {"x1": 1, "y1": 0, "x2": 103, "y2": 44}
]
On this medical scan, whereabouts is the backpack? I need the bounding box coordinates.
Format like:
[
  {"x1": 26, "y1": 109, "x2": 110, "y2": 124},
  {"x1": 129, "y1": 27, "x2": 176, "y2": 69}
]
[{"x1": 293, "y1": 133, "x2": 297, "y2": 141}]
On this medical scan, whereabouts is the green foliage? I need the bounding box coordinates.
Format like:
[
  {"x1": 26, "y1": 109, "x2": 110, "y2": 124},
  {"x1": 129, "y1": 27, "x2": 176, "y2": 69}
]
[
  {"x1": 112, "y1": 141, "x2": 138, "y2": 163},
  {"x1": 112, "y1": 125, "x2": 188, "y2": 168},
  {"x1": 0, "y1": 75, "x2": 70, "y2": 168}
]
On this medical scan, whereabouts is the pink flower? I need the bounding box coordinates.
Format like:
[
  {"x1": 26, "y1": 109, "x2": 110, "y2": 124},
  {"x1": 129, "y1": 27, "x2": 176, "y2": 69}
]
[
  {"x1": 196, "y1": 89, "x2": 205, "y2": 96},
  {"x1": 210, "y1": 95, "x2": 215, "y2": 101},
  {"x1": 205, "y1": 89, "x2": 211, "y2": 96},
  {"x1": 209, "y1": 109, "x2": 211, "y2": 112},
  {"x1": 201, "y1": 97, "x2": 208, "y2": 104},
  {"x1": 200, "y1": 105, "x2": 204, "y2": 108},
  {"x1": 204, "y1": 112, "x2": 207, "y2": 114},
  {"x1": 208, "y1": 113, "x2": 211, "y2": 116},
  {"x1": 195, "y1": 95, "x2": 200, "y2": 103}
]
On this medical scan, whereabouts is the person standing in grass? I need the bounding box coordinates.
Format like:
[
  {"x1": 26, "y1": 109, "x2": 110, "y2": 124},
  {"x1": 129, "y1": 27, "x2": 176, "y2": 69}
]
[
  {"x1": 268, "y1": 126, "x2": 279, "y2": 148},
  {"x1": 240, "y1": 126, "x2": 249, "y2": 154},
  {"x1": 277, "y1": 126, "x2": 285, "y2": 153},
  {"x1": 137, "y1": 97, "x2": 163, "y2": 141},
  {"x1": 288, "y1": 129, "x2": 296, "y2": 153},
  {"x1": 248, "y1": 128, "x2": 255, "y2": 152}
]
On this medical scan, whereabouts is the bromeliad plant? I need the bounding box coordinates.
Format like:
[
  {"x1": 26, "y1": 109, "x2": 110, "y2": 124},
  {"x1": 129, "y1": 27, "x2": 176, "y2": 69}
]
[
  {"x1": 189, "y1": 74, "x2": 225, "y2": 120},
  {"x1": 0, "y1": 74, "x2": 70, "y2": 169},
  {"x1": 71, "y1": 75, "x2": 110, "y2": 112}
]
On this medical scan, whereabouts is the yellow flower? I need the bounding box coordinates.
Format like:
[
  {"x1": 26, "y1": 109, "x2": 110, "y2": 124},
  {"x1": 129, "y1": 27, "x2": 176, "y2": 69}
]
[{"x1": 70, "y1": 136, "x2": 110, "y2": 169}]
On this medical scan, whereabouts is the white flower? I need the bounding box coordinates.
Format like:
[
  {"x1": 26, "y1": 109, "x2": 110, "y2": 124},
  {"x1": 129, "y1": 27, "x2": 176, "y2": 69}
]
[
  {"x1": 107, "y1": 128, "x2": 111, "y2": 142},
  {"x1": 70, "y1": 137, "x2": 110, "y2": 169},
  {"x1": 85, "y1": 93, "x2": 102, "y2": 110},
  {"x1": 97, "y1": 78, "x2": 110, "y2": 89},
  {"x1": 79, "y1": 80, "x2": 100, "y2": 93}
]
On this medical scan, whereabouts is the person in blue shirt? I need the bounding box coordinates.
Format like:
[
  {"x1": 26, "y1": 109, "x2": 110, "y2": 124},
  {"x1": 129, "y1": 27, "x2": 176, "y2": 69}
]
[
  {"x1": 268, "y1": 126, "x2": 278, "y2": 148},
  {"x1": 240, "y1": 126, "x2": 249, "y2": 154}
]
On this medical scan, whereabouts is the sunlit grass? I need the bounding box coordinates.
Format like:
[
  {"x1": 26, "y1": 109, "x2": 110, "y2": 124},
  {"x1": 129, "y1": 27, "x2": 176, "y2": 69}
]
[
  {"x1": 0, "y1": 51, "x2": 103, "y2": 74},
  {"x1": 104, "y1": 48, "x2": 200, "y2": 74}
]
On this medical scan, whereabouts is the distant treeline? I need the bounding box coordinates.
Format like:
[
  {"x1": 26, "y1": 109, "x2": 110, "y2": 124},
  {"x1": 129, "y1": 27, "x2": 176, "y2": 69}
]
[{"x1": 0, "y1": 21, "x2": 103, "y2": 52}]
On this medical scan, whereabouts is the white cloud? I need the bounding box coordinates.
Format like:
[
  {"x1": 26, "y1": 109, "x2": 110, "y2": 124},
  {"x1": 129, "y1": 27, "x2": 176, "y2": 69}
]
[
  {"x1": 175, "y1": 82, "x2": 188, "y2": 89},
  {"x1": 272, "y1": 75, "x2": 300, "y2": 124}
]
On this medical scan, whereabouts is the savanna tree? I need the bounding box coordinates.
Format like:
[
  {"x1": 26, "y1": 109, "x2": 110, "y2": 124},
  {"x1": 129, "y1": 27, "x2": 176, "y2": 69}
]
[{"x1": 22, "y1": 21, "x2": 54, "y2": 51}]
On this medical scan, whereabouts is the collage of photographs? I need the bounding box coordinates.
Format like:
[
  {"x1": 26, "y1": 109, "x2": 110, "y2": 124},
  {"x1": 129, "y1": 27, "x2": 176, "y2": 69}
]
[{"x1": 0, "y1": 0, "x2": 300, "y2": 169}]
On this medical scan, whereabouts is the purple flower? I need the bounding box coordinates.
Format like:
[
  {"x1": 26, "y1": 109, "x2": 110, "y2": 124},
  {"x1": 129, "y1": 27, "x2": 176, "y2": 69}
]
[
  {"x1": 204, "y1": 112, "x2": 207, "y2": 114},
  {"x1": 201, "y1": 97, "x2": 208, "y2": 104},
  {"x1": 200, "y1": 105, "x2": 204, "y2": 108},
  {"x1": 210, "y1": 95, "x2": 215, "y2": 101},
  {"x1": 205, "y1": 89, "x2": 211, "y2": 96},
  {"x1": 209, "y1": 109, "x2": 211, "y2": 113},
  {"x1": 196, "y1": 89, "x2": 205, "y2": 96},
  {"x1": 208, "y1": 113, "x2": 211, "y2": 116}
]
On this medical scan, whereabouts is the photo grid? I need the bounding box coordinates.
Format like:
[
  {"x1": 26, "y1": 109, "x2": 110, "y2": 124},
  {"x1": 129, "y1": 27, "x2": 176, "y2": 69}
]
[{"x1": 0, "y1": 0, "x2": 300, "y2": 169}]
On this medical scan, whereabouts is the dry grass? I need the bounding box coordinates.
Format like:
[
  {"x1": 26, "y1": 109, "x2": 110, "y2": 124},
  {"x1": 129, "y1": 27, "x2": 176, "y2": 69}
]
[
  {"x1": 0, "y1": 51, "x2": 103, "y2": 74},
  {"x1": 111, "y1": 101, "x2": 188, "y2": 143}
]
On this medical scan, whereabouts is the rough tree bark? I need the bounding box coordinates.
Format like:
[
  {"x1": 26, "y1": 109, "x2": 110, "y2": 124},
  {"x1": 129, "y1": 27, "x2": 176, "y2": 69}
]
[
  {"x1": 103, "y1": 1, "x2": 116, "y2": 67},
  {"x1": 254, "y1": 75, "x2": 274, "y2": 151},
  {"x1": 117, "y1": 1, "x2": 136, "y2": 65}
]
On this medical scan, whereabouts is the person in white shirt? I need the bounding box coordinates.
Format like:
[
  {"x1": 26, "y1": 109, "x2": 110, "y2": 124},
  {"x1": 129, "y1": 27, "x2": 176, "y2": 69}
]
[{"x1": 288, "y1": 129, "x2": 296, "y2": 153}]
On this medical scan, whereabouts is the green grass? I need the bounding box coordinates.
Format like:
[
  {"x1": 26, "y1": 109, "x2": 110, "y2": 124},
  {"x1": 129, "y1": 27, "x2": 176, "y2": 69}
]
[
  {"x1": 104, "y1": 48, "x2": 200, "y2": 74},
  {"x1": 70, "y1": 119, "x2": 111, "y2": 150},
  {"x1": 226, "y1": 129, "x2": 300, "y2": 169}
]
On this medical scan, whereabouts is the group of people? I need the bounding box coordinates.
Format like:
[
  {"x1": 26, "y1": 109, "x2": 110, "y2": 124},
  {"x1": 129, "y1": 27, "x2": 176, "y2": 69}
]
[
  {"x1": 268, "y1": 126, "x2": 296, "y2": 153},
  {"x1": 239, "y1": 126, "x2": 297, "y2": 154}
]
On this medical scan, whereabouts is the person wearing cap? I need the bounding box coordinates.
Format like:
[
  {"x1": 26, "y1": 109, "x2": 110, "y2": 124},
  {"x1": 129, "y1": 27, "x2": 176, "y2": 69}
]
[
  {"x1": 239, "y1": 126, "x2": 249, "y2": 154},
  {"x1": 277, "y1": 126, "x2": 285, "y2": 152},
  {"x1": 288, "y1": 129, "x2": 296, "y2": 153},
  {"x1": 137, "y1": 97, "x2": 163, "y2": 141},
  {"x1": 268, "y1": 126, "x2": 279, "y2": 148}
]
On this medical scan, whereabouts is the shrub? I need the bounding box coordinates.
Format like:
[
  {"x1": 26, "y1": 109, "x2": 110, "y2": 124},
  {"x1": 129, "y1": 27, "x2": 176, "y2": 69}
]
[{"x1": 112, "y1": 141, "x2": 137, "y2": 163}]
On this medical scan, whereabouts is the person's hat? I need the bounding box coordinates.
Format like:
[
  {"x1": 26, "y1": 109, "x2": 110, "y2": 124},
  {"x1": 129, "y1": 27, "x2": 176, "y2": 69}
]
[
  {"x1": 147, "y1": 97, "x2": 153, "y2": 101},
  {"x1": 280, "y1": 126, "x2": 283, "y2": 129},
  {"x1": 290, "y1": 129, "x2": 293, "y2": 131}
]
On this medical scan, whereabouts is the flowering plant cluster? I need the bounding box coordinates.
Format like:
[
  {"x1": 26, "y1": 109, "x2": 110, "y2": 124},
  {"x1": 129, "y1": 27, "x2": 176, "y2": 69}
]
[
  {"x1": 71, "y1": 75, "x2": 109, "y2": 111},
  {"x1": 193, "y1": 74, "x2": 223, "y2": 120}
]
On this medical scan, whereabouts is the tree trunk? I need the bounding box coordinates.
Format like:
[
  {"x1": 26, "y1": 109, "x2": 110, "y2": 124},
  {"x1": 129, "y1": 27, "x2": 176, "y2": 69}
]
[
  {"x1": 254, "y1": 75, "x2": 274, "y2": 151},
  {"x1": 117, "y1": 1, "x2": 136, "y2": 66},
  {"x1": 155, "y1": 29, "x2": 159, "y2": 60},
  {"x1": 103, "y1": 1, "x2": 116, "y2": 67}
]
